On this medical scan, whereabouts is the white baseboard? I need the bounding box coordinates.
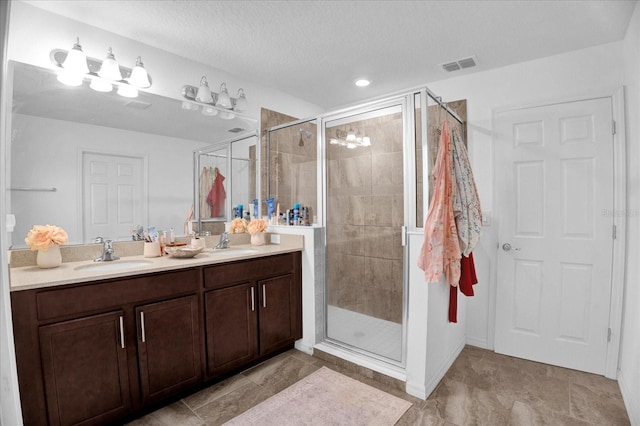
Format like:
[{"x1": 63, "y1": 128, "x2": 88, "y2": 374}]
[
  {"x1": 618, "y1": 369, "x2": 640, "y2": 426},
  {"x1": 465, "y1": 336, "x2": 489, "y2": 350},
  {"x1": 405, "y1": 338, "x2": 467, "y2": 400},
  {"x1": 294, "y1": 340, "x2": 314, "y2": 355}
]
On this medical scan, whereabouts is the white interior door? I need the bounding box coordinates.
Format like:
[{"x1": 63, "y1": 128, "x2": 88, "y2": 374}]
[
  {"x1": 494, "y1": 97, "x2": 614, "y2": 375},
  {"x1": 83, "y1": 152, "x2": 144, "y2": 243}
]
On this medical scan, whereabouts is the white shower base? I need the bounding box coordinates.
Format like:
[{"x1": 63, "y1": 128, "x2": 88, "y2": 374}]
[{"x1": 326, "y1": 304, "x2": 403, "y2": 362}]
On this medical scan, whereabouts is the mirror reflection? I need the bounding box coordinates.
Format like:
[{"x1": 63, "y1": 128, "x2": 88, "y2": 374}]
[{"x1": 7, "y1": 60, "x2": 257, "y2": 248}]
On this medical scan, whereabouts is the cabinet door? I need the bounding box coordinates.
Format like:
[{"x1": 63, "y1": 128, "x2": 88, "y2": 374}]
[
  {"x1": 259, "y1": 274, "x2": 297, "y2": 355},
  {"x1": 39, "y1": 310, "x2": 130, "y2": 426},
  {"x1": 205, "y1": 283, "x2": 258, "y2": 377},
  {"x1": 136, "y1": 295, "x2": 201, "y2": 403}
]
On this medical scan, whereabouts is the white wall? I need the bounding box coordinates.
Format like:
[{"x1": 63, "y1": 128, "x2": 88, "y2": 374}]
[
  {"x1": 10, "y1": 114, "x2": 209, "y2": 247},
  {"x1": 427, "y1": 41, "x2": 626, "y2": 349},
  {"x1": 619, "y1": 2, "x2": 640, "y2": 424}
]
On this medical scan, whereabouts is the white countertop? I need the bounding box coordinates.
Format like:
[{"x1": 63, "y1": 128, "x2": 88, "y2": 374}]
[{"x1": 9, "y1": 242, "x2": 303, "y2": 292}]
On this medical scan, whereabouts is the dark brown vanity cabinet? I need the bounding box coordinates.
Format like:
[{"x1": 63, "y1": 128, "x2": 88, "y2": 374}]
[
  {"x1": 11, "y1": 268, "x2": 201, "y2": 426},
  {"x1": 135, "y1": 295, "x2": 202, "y2": 404},
  {"x1": 11, "y1": 251, "x2": 302, "y2": 425},
  {"x1": 39, "y1": 310, "x2": 131, "y2": 426},
  {"x1": 203, "y1": 252, "x2": 302, "y2": 378}
]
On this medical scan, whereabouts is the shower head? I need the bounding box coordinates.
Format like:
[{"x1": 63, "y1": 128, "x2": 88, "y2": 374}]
[{"x1": 298, "y1": 128, "x2": 313, "y2": 147}]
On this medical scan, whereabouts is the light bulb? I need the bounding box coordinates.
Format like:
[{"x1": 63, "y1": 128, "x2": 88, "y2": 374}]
[
  {"x1": 201, "y1": 106, "x2": 218, "y2": 116},
  {"x1": 346, "y1": 128, "x2": 356, "y2": 142},
  {"x1": 216, "y1": 83, "x2": 232, "y2": 108},
  {"x1": 362, "y1": 136, "x2": 371, "y2": 147},
  {"x1": 128, "y1": 56, "x2": 151, "y2": 88},
  {"x1": 62, "y1": 37, "x2": 89, "y2": 75},
  {"x1": 117, "y1": 84, "x2": 138, "y2": 98},
  {"x1": 98, "y1": 47, "x2": 123, "y2": 81},
  {"x1": 56, "y1": 70, "x2": 83, "y2": 86},
  {"x1": 182, "y1": 101, "x2": 200, "y2": 111},
  {"x1": 234, "y1": 88, "x2": 248, "y2": 112},
  {"x1": 195, "y1": 76, "x2": 214, "y2": 103},
  {"x1": 90, "y1": 78, "x2": 113, "y2": 92}
]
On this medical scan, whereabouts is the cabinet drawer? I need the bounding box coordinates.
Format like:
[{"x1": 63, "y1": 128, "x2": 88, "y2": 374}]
[
  {"x1": 204, "y1": 253, "x2": 295, "y2": 289},
  {"x1": 36, "y1": 269, "x2": 200, "y2": 321}
]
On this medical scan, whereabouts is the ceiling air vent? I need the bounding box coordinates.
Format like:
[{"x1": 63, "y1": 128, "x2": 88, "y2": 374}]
[
  {"x1": 228, "y1": 127, "x2": 245, "y2": 133},
  {"x1": 440, "y1": 55, "x2": 478, "y2": 72}
]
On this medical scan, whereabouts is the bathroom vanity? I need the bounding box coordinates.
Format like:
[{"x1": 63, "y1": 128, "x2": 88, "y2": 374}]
[{"x1": 10, "y1": 245, "x2": 302, "y2": 426}]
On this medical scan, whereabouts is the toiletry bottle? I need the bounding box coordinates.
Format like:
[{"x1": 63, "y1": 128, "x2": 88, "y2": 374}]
[
  {"x1": 169, "y1": 228, "x2": 175, "y2": 244},
  {"x1": 160, "y1": 231, "x2": 166, "y2": 255},
  {"x1": 293, "y1": 203, "x2": 300, "y2": 226},
  {"x1": 237, "y1": 204, "x2": 243, "y2": 219}
]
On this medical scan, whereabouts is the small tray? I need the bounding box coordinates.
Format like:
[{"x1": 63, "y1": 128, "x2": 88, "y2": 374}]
[{"x1": 165, "y1": 245, "x2": 204, "y2": 258}]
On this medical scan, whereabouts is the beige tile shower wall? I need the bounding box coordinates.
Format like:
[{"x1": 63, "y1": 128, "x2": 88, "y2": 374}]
[
  {"x1": 416, "y1": 99, "x2": 467, "y2": 225},
  {"x1": 326, "y1": 112, "x2": 404, "y2": 324},
  {"x1": 260, "y1": 108, "x2": 318, "y2": 219}
]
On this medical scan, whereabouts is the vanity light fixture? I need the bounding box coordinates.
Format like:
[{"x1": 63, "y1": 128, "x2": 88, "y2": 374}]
[
  {"x1": 216, "y1": 83, "x2": 232, "y2": 109},
  {"x1": 195, "y1": 76, "x2": 214, "y2": 103},
  {"x1": 89, "y1": 77, "x2": 113, "y2": 93},
  {"x1": 329, "y1": 126, "x2": 372, "y2": 149},
  {"x1": 50, "y1": 38, "x2": 152, "y2": 99},
  {"x1": 97, "y1": 47, "x2": 123, "y2": 81},
  {"x1": 128, "y1": 56, "x2": 151, "y2": 88},
  {"x1": 61, "y1": 37, "x2": 90, "y2": 75},
  {"x1": 180, "y1": 78, "x2": 249, "y2": 118},
  {"x1": 234, "y1": 88, "x2": 248, "y2": 112}
]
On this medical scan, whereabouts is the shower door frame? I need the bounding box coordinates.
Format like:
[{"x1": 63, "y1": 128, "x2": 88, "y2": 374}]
[{"x1": 320, "y1": 93, "x2": 418, "y2": 368}]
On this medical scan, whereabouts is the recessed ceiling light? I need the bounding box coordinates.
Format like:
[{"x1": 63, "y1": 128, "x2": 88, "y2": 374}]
[{"x1": 355, "y1": 79, "x2": 370, "y2": 87}]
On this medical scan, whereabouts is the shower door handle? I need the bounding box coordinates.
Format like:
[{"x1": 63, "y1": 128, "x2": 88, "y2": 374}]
[{"x1": 401, "y1": 226, "x2": 407, "y2": 247}]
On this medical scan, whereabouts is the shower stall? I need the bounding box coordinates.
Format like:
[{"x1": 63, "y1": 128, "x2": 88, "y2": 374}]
[{"x1": 265, "y1": 88, "x2": 465, "y2": 372}]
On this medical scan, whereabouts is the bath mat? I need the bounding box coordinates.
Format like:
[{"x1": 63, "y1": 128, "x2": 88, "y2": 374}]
[{"x1": 223, "y1": 366, "x2": 412, "y2": 425}]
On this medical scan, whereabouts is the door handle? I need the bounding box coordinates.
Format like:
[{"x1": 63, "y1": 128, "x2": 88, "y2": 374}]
[
  {"x1": 502, "y1": 243, "x2": 521, "y2": 252},
  {"x1": 140, "y1": 311, "x2": 146, "y2": 343},
  {"x1": 250, "y1": 287, "x2": 255, "y2": 312},
  {"x1": 262, "y1": 284, "x2": 267, "y2": 308},
  {"x1": 119, "y1": 315, "x2": 125, "y2": 349}
]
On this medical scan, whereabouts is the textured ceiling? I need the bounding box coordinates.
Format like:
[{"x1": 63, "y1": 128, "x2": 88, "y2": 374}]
[{"x1": 23, "y1": 0, "x2": 638, "y2": 109}]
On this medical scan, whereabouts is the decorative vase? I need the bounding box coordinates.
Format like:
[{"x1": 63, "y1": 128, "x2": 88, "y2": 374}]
[
  {"x1": 36, "y1": 244, "x2": 62, "y2": 269},
  {"x1": 250, "y1": 232, "x2": 266, "y2": 246}
]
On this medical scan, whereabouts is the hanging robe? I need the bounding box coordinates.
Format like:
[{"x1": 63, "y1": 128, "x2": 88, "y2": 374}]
[
  {"x1": 417, "y1": 121, "x2": 461, "y2": 286},
  {"x1": 207, "y1": 172, "x2": 226, "y2": 218},
  {"x1": 451, "y1": 129, "x2": 482, "y2": 256}
]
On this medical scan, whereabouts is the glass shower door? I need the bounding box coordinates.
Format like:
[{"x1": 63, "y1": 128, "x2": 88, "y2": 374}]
[{"x1": 324, "y1": 101, "x2": 407, "y2": 364}]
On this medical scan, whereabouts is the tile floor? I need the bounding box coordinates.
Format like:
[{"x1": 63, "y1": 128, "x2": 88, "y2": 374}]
[{"x1": 127, "y1": 345, "x2": 630, "y2": 426}]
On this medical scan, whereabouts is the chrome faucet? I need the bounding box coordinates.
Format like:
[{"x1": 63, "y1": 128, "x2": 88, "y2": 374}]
[
  {"x1": 214, "y1": 232, "x2": 230, "y2": 249},
  {"x1": 95, "y1": 239, "x2": 119, "y2": 262}
]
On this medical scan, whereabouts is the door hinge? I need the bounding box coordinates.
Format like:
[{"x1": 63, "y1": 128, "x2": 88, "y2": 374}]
[
  {"x1": 608, "y1": 327, "x2": 612, "y2": 343},
  {"x1": 612, "y1": 120, "x2": 616, "y2": 135},
  {"x1": 613, "y1": 225, "x2": 617, "y2": 240}
]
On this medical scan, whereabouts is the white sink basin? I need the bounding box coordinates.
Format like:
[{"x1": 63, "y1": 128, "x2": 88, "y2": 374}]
[
  {"x1": 212, "y1": 248, "x2": 259, "y2": 256},
  {"x1": 74, "y1": 260, "x2": 154, "y2": 272}
]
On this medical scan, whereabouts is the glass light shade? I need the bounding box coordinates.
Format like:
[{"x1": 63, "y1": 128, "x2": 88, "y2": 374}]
[
  {"x1": 219, "y1": 111, "x2": 236, "y2": 120},
  {"x1": 117, "y1": 84, "x2": 138, "y2": 98},
  {"x1": 234, "y1": 88, "x2": 248, "y2": 112},
  {"x1": 347, "y1": 143, "x2": 357, "y2": 149},
  {"x1": 362, "y1": 136, "x2": 371, "y2": 146},
  {"x1": 329, "y1": 138, "x2": 339, "y2": 145},
  {"x1": 195, "y1": 76, "x2": 214, "y2": 103},
  {"x1": 62, "y1": 38, "x2": 89, "y2": 75},
  {"x1": 89, "y1": 77, "x2": 113, "y2": 92},
  {"x1": 98, "y1": 47, "x2": 123, "y2": 81},
  {"x1": 57, "y1": 70, "x2": 83, "y2": 86},
  {"x1": 128, "y1": 57, "x2": 151, "y2": 88},
  {"x1": 201, "y1": 106, "x2": 218, "y2": 116},
  {"x1": 346, "y1": 128, "x2": 356, "y2": 142},
  {"x1": 216, "y1": 83, "x2": 232, "y2": 108},
  {"x1": 182, "y1": 101, "x2": 200, "y2": 111}
]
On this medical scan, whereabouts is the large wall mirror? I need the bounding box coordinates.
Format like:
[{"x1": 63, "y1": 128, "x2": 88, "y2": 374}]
[{"x1": 6, "y1": 60, "x2": 258, "y2": 248}]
